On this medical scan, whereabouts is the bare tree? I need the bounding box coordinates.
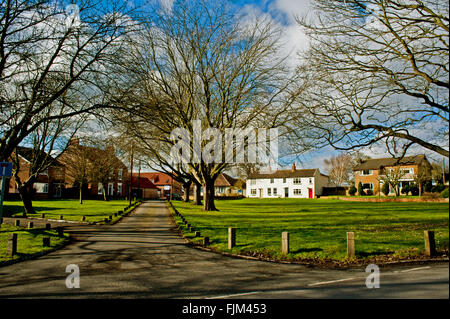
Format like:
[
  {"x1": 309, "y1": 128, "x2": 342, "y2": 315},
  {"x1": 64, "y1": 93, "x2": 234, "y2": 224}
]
[
  {"x1": 115, "y1": 0, "x2": 293, "y2": 211},
  {"x1": 294, "y1": 0, "x2": 449, "y2": 157},
  {"x1": 324, "y1": 153, "x2": 353, "y2": 186},
  {"x1": 380, "y1": 167, "x2": 407, "y2": 197},
  {"x1": 0, "y1": 0, "x2": 138, "y2": 162}
]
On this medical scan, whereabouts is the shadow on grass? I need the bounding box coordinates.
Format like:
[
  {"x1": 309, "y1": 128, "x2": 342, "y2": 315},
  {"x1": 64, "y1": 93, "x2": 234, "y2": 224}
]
[{"x1": 4, "y1": 205, "x2": 61, "y2": 217}]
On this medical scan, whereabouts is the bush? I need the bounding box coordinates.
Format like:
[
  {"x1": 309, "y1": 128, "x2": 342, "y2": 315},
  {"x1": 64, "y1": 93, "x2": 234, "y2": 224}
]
[
  {"x1": 410, "y1": 185, "x2": 420, "y2": 196},
  {"x1": 424, "y1": 181, "x2": 433, "y2": 193},
  {"x1": 365, "y1": 189, "x2": 373, "y2": 196},
  {"x1": 348, "y1": 185, "x2": 357, "y2": 196},
  {"x1": 432, "y1": 183, "x2": 445, "y2": 193},
  {"x1": 357, "y1": 182, "x2": 364, "y2": 196},
  {"x1": 440, "y1": 188, "x2": 449, "y2": 198},
  {"x1": 401, "y1": 184, "x2": 410, "y2": 195},
  {"x1": 381, "y1": 182, "x2": 390, "y2": 196}
]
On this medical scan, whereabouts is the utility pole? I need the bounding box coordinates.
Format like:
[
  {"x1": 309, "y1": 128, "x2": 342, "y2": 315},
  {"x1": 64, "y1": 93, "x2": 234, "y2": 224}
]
[
  {"x1": 443, "y1": 158, "x2": 446, "y2": 185},
  {"x1": 138, "y1": 159, "x2": 141, "y2": 200},
  {"x1": 129, "y1": 142, "x2": 134, "y2": 206}
]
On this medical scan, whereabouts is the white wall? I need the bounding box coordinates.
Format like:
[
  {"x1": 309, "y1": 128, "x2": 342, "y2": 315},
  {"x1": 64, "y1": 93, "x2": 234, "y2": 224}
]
[{"x1": 247, "y1": 176, "x2": 319, "y2": 198}]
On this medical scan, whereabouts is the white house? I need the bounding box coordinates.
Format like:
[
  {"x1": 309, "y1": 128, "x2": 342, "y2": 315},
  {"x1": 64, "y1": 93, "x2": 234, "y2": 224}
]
[{"x1": 246, "y1": 164, "x2": 330, "y2": 198}]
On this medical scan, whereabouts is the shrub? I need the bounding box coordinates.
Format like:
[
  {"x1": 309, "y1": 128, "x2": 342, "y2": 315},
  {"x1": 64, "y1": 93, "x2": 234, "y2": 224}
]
[
  {"x1": 424, "y1": 181, "x2": 433, "y2": 193},
  {"x1": 381, "y1": 182, "x2": 390, "y2": 196},
  {"x1": 410, "y1": 185, "x2": 420, "y2": 196},
  {"x1": 365, "y1": 189, "x2": 374, "y2": 196},
  {"x1": 432, "y1": 183, "x2": 445, "y2": 193},
  {"x1": 348, "y1": 185, "x2": 357, "y2": 196},
  {"x1": 401, "y1": 184, "x2": 410, "y2": 195},
  {"x1": 357, "y1": 182, "x2": 364, "y2": 196},
  {"x1": 440, "y1": 188, "x2": 449, "y2": 198}
]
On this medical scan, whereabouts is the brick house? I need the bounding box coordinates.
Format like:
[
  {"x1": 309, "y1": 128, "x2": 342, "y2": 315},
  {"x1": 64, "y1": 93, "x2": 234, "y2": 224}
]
[
  {"x1": 138, "y1": 172, "x2": 182, "y2": 199},
  {"x1": 131, "y1": 174, "x2": 159, "y2": 199},
  {"x1": 7, "y1": 146, "x2": 66, "y2": 199},
  {"x1": 353, "y1": 154, "x2": 432, "y2": 195},
  {"x1": 58, "y1": 138, "x2": 129, "y2": 199}
]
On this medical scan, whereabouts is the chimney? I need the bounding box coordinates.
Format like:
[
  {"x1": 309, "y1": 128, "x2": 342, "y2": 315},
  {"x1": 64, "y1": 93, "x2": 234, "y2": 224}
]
[
  {"x1": 267, "y1": 165, "x2": 271, "y2": 173},
  {"x1": 291, "y1": 163, "x2": 296, "y2": 172}
]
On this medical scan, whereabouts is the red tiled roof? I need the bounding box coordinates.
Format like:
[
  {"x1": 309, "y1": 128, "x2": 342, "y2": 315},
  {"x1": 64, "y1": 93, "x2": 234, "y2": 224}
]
[{"x1": 138, "y1": 172, "x2": 176, "y2": 186}]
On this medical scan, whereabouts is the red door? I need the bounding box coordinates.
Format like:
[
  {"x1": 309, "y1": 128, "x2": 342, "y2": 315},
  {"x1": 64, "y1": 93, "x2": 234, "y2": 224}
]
[{"x1": 308, "y1": 188, "x2": 313, "y2": 198}]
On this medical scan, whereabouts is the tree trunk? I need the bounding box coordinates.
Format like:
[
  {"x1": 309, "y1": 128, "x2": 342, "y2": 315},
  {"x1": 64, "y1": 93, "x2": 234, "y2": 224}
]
[
  {"x1": 193, "y1": 180, "x2": 202, "y2": 205},
  {"x1": 203, "y1": 178, "x2": 217, "y2": 211},
  {"x1": 102, "y1": 183, "x2": 107, "y2": 201},
  {"x1": 18, "y1": 184, "x2": 34, "y2": 215},
  {"x1": 79, "y1": 183, "x2": 83, "y2": 204},
  {"x1": 183, "y1": 181, "x2": 191, "y2": 202}
]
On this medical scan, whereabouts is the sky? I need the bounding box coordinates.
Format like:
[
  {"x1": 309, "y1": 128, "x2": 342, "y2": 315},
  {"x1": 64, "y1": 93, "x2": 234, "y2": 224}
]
[{"x1": 142, "y1": 0, "x2": 448, "y2": 173}]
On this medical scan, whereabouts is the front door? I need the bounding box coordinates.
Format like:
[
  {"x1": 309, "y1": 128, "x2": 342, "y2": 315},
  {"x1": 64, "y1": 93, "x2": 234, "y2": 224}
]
[
  {"x1": 259, "y1": 188, "x2": 263, "y2": 198},
  {"x1": 284, "y1": 187, "x2": 289, "y2": 198},
  {"x1": 308, "y1": 188, "x2": 313, "y2": 199}
]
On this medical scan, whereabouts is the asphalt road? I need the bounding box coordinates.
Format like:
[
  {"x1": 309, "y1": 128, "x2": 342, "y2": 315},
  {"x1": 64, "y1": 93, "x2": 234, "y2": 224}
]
[{"x1": 0, "y1": 201, "x2": 448, "y2": 299}]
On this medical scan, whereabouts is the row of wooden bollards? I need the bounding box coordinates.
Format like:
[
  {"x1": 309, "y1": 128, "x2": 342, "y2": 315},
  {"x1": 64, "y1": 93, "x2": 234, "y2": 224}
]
[
  {"x1": 168, "y1": 203, "x2": 438, "y2": 258},
  {"x1": 229, "y1": 229, "x2": 438, "y2": 257},
  {"x1": 170, "y1": 203, "x2": 210, "y2": 246},
  {"x1": 7, "y1": 224, "x2": 65, "y2": 257}
]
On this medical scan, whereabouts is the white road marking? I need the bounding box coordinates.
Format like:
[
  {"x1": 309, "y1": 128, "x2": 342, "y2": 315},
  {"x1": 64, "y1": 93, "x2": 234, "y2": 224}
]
[
  {"x1": 399, "y1": 266, "x2": 431, "y2": 273},
  {"x1": 307, "y1": 277, "x2": 358, "y2": 287}
]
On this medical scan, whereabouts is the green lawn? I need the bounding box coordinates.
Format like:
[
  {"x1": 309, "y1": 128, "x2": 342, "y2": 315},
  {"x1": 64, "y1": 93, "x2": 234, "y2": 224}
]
[
  {"x1": 3, "y1": 199, "x2": 132, "y2": 223},
  {"x1": 0, "y1": 223, "x2": 69, "y2": 263},
  {"x1": 171, "y1": 198, "x2": 449, "y2": 262}
]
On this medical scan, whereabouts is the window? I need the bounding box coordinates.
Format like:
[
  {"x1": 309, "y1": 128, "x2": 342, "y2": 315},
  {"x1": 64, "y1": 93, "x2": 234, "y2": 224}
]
[
  {"x1": 293, "y1": 189, "x2": 301, "y2": 195},
  {"x1": 361, "y1": 169, "x2": 373, "y2": 176},
  {"x1": 118, "y1": 183, "x2": 122, "y2": 195},
  {"x1": 267, "y1": 188, "x2": 271, "y2": 196},
  {"x1": 108, "y1": 183, "x2": 114, "y2": 196},
  {"x1": 217, "y1": 187, "x2": 225, "y2": 194},
  {"x1": 270, "y1": 178, "x2": 274, "y2": 183},
  {"x1": 293, "y1": 178, "x2": 302, "y2": 184},
  {"x1": 273, "y1": 188, "x2": 277, "y2": 196},
  {"x1": 118, "y1": 169, "x2": 123, "y2": 181},
  {"x1": 250, "y1": 179, "x2": 256, "y2": 185},
  {"x1": 34, "y1": 183, "x2": 48, "y2": 193},
  {"x1": 309, "y1": 178, "x2": 313, "y2": 184},
  {"x1": 251, "y1": 189, "x2": 257, "y2": 195},
  {"x1": 98, "y1": 183, "x2": 103, "y2": 195},
  {"x1": 401, "y1": 168, "x2": 414, "y2": 174},
  {"x1": 283, "y1": 178, "x2": 286, "y2": 183},
  {"x1": 362, "y1": 183, "x2": 373, "y2": 190}
]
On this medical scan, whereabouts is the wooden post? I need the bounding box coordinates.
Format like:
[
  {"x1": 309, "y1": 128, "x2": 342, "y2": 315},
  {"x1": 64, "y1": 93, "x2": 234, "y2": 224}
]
[
  {"x1": 59, "y1": 215, "x2": 63, "y2": 220},
  {"x1": 28, "y1": 222, "x2": 34, "y2": 229},
  {"x1": 203, "y1": 237, "x2": 210, "y2": 246},
  {"x1": 43, "y1": 237, "x2": 50, "y2": 247},
  {"x1": 14, "y1": 219, "x2": 20, "y2": 227},
  {"x1": 8, "y1": 233, "x2": 17, "y2": 256},
  {"x1": 41, "y1": 213, "x2": 45, "y2": 218},
  {"x1": 347, "y1": 232, "x2": 355, "y2": 257},
  {"x1": 45, "y1": 223, "x2": 51, "y2": 230},
  {"x1": 282, "y1": 232, "x2": 289, "y2": 255},
  {"x1": 228, "y1": 227, "x2": 236, "y2": 250},
  {"x1": 81, "y1": 216, "x2": 86, "y2": 222},
  {"x1": 57, "y1": 227, "x2": 64, "y2": 237},
  {"x1": 424, "y1": 231, "x2": 436, "y2": 257},
  {"x1": 195, "y1": 231, "x2": 200, "y2": 237}
]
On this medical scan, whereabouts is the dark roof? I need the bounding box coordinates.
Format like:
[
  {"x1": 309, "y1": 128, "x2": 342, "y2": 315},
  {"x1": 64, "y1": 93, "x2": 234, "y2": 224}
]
[
  {"x1": 214, "y1": 173, "x2": 238, "y2": 187},
  {"x1": 353, "y1": 155, "x2": 428, "y2": 171},
  {"x1": 131, "y1": 176, "x2": 157, "y2": 189},
  {"x1": 15, "y1": 146, "x2": 56, "y2": 165},
  {"x1": 248, "y1": 168, "x2": 318, "y2": 179}
]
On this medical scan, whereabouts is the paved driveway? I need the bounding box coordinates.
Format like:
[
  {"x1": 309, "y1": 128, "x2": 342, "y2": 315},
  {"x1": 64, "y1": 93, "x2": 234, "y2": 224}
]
[{"x1": 0, "y1": 201, "x2": 448, "y2": 299}]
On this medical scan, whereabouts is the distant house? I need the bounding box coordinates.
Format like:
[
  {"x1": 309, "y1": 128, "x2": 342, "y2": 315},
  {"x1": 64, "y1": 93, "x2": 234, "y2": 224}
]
[
  {"x1": 131, "y1": 174, "x2": 159, "y2": 199},
  {"x1": 246, "y1": 164, "x2": 330, "y2": 198},
  {"x1": 138, "y1": 172, "x2": 182, "y2": 199},
  {"x1": 58, "y1": 138, "x2": 129, "y2": 199},
  {"x1": 353, "y1": 154, "x2": 432, "y2": 195},
  {"x1": 214, "y1": 173, "x2": 245, "y2": 196},
  {"x1": 7, "y1": 146, "x2": 66, "y2": 199}
]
